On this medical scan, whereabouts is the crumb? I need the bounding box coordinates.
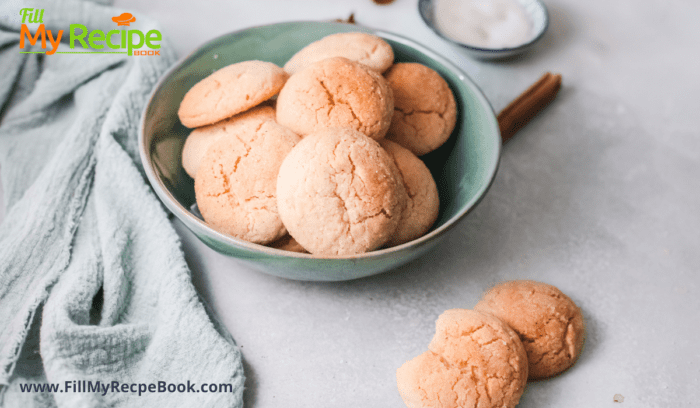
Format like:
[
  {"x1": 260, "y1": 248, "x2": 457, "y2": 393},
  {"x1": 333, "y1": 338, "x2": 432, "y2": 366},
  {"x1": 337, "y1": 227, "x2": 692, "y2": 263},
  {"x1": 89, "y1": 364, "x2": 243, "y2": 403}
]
[
  {"x1": 334, "y1": 13, "x2": 356, "y2": 24},
  {"x1": 614, "y1": 394, "x2": 624, "y2": 403}
]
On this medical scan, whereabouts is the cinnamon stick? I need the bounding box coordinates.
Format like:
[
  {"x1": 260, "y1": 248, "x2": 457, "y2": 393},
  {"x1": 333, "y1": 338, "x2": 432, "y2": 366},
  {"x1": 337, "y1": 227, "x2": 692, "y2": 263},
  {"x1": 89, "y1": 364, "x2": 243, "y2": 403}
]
[{"x1": 497, "y1": 72, "x2": 562, "y2": 143}]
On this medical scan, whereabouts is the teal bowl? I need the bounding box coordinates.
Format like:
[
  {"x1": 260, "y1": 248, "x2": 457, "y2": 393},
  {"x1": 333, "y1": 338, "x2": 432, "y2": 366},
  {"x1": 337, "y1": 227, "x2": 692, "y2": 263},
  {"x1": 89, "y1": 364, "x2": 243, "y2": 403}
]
[{"x1": 139, "y1": 21, "x2": 501, "y2": 281}]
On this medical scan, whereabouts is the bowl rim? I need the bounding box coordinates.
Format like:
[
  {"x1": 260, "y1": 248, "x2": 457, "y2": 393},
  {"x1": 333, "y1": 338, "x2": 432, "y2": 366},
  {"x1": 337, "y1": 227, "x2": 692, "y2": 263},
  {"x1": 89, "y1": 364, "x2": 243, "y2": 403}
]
[
  {"x1": 417, "y1": 0, "x2": 550, "y2": 55},
  {"x1": 138, "y1": 20, "x2": 502, "y2": 260}
]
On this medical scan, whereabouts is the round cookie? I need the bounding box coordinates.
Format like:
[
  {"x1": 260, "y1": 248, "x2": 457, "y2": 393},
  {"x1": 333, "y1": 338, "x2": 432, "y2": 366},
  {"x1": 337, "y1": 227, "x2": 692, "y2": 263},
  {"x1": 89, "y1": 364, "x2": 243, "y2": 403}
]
[
  {"x1": 181, "y1": 105, "x2": 276, "y2": 178},
  {"x1": 195, "y1": 120, "x2": 300, "y2": 244},
  {"x1": 474, "y1": 280, "x2": 585, "y2": 380},
  {"x1": 397, "y1": 309, "x2": 528, "y2": 408},
  {"x1": 276, "y1": 127, "x2": 406, "y2": 256},
  {"x1": 178, "y1": 60, "x2": 288, "y2": 128},
  {"x1": 284, "y1": 32, "x2": 394, "y2": 75},
  {"x1": 380, "y1": 140, "x2": 439, "y2": 246},
  {"x1": 384, "y1": 62, "x2": 457, "y2": 156},
  {"x1": 276, "y1": 57, "x2": 394, "y2": 140}
]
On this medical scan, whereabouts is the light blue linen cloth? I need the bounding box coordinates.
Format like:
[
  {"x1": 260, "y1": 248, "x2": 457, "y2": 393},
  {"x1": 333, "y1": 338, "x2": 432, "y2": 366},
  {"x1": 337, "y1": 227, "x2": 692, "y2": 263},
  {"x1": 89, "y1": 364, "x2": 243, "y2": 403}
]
[{"x1": 0, "y1": 1, "x2": 245, "y2": 406}]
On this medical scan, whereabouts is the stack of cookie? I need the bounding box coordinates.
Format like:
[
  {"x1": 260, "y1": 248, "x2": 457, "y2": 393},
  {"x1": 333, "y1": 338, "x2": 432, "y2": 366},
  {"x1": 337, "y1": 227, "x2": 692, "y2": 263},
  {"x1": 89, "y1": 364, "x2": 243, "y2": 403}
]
[
  {"x1": 396, "y1": 280, "x2": 585, "y2": 408},
  {"x1": 178, "y1": 32, "x2": 458, "y2": 256}
]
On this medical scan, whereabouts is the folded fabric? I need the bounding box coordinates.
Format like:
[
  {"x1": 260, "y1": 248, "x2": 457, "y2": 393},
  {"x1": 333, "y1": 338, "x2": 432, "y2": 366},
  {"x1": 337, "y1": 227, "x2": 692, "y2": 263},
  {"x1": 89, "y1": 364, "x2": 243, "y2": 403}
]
[{"x1": 0, "y1": 1, "x2": 245, "y2": 406}]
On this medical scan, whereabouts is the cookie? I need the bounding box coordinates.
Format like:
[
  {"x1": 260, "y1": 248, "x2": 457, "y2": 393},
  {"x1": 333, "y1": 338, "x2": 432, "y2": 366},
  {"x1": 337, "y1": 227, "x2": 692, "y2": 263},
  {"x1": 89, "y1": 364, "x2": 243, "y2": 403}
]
[
  {"x1": 284, "y1": 32, "x2": 394, "y2": 75},
  {"x1": 195, "y1": 120, "x2": 300, "y2": 244},
  {"x1": 397, "y1": 309, "x2": 528, "y2": 408},
  {"x1": 178, "y1": 60, "x2": 288, "y2": 128},
  {"x1": 474, "y1": 280, "x2": 585, "y2": 380},
  {"x1": 276, "y1": 57, "x2": 394, "y2": 140},
  {"x1": 181, "y1": 105, "x2": 276, "y2": 178},
  {"x1": 380, "y1": 140, "x2": 439, "y2": 246},
  {"x1": 384, "y1": 62, "x2": 458, "y2": 156},
  {"x1": 276, "y1": 127, "x2": 406, "y2": 256}
]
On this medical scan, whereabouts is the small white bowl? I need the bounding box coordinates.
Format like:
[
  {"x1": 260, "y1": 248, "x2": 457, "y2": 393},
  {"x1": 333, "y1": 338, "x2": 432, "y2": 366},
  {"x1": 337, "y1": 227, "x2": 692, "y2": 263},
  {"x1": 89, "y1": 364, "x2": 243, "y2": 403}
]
[{"x1": 418, "y1": 0, "x2": 549, "y2": 59}]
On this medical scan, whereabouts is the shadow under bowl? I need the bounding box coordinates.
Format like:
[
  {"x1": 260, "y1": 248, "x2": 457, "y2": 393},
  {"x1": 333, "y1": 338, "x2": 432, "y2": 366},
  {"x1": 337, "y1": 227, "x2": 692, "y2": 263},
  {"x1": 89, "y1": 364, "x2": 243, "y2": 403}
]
[{"x1": 139, "y1": 21, "x2": 501, "y2": 281}]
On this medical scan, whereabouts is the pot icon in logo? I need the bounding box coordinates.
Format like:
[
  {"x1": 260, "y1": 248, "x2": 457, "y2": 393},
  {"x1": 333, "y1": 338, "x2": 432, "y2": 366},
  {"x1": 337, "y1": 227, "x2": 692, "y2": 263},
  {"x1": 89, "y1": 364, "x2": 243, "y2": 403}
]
[{"x1": 112, "y1": 13, "x2": 136, "y2": 26}]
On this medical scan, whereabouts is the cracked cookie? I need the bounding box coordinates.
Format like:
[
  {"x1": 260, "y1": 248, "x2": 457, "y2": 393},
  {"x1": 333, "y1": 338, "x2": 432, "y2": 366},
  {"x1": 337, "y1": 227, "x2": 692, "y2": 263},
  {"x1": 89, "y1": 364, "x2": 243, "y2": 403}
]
[
  {"x1": 397, "y1": 309, "x2": 528, "y2": 408},
  {"x1": 276, "y1": 57, "x2": 394, "y2": 140},
  {"x1": 182, "y1": 105, "x2": 276, "y2": 178},
  {"x1": 283, "y1": 32, "x2": 394, "y2": 75},
  {"x1": 474, "y1": 280, "x2": 585, "y2": 380},
  {"x1": 380, "y1": 139, "x2": 439, "y2": 247},
  {"x1": 178, "y1": 60, "x2": 288, "y2": 128},
  {"x1": 195, "y1": 120, "x2": 300, "y2": 244},
  {"x1": 276, "y1": 127, "x2": 406, "y2": 255},
  {"x1": 384, "y1": 62, "x2": 457, "y2": 156}
]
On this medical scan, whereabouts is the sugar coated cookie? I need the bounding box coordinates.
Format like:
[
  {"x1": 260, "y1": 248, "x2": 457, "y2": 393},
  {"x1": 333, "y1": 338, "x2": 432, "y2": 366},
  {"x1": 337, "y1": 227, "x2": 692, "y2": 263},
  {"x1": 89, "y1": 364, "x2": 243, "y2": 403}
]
[
  {"x1": 284, "y1": 32, "x2": 394, "y2": 75},
  {"x1": 195, "y1": 121, "x2": 300, "y2": 244},
  {"x1": 178, "y1": 60, "x2": 288, "y2": 128},
  {"x1": 474, "y1": 280, "x2": 585, "y2": 380},
  {"x1": 397, "y1": 309, "x2": 528, "y2": 408},
  {"x1": 276, "y1": 127, "x2": 406, "y2": 255},
  {"x1": 276, "y1": 57, "x2": 394, "y2": 140},
  {"x1": 384, "y1": 62, "x2": 457, "y2": 155},
  {"x1": 181, "y1": 105, "x2": 276, "y2": 178},
  {"x1": 380, "y1": 140, "x2": 439, "y2": 246}
]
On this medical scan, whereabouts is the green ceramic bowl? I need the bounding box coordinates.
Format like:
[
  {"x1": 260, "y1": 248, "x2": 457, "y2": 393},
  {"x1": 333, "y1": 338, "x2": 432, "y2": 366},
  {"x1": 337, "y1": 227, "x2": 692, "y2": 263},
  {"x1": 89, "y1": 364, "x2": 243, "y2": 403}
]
[{"x1": 139, "y1": 21, "x2": 501, "y2": 281}]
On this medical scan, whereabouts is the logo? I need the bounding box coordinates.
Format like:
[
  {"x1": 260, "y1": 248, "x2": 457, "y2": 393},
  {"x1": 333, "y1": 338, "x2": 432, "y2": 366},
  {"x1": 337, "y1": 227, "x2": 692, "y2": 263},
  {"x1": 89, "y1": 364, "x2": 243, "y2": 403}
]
[
  {"x1": 19, "y1": 8, "x2": 161, "y2": 56},
  {"x1": 112, "y1": 13, "x2": 136, "y2": 27}
]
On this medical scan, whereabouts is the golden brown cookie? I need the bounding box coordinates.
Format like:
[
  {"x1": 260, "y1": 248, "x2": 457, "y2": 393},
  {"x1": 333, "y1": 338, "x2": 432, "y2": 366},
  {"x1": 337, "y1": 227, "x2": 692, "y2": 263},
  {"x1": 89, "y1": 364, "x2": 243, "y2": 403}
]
[
  {"x1": 178, "y1": 60, "x2": 288, "y2": 128},
  {"x1": 276, "y1": 127, "x2": 406, "y2": 256},
  {"x1": 384, "y1": 62, "x2": 457, "y2": 156},
  {"x1": 283, "y1": 32, "x2": 394, "y2": 75},
  {"x1": 380, "y1": 140, "x2": 440, "y2": 246},
  {"x1": 276, "y1": 57, "x2": 394, "y2": 140},
  {"x1": 397, "y1": 309, "x2": 528, "y2": 408},
  {"x1": 474, "y1": 280, "x2": 585, "y2": 380},
  {"x1": 181, "y1": 105, "x2": 276, "y2": 178},
  {"x1": 195, "y1": 120, "x2": 300, "y2": 244}
]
